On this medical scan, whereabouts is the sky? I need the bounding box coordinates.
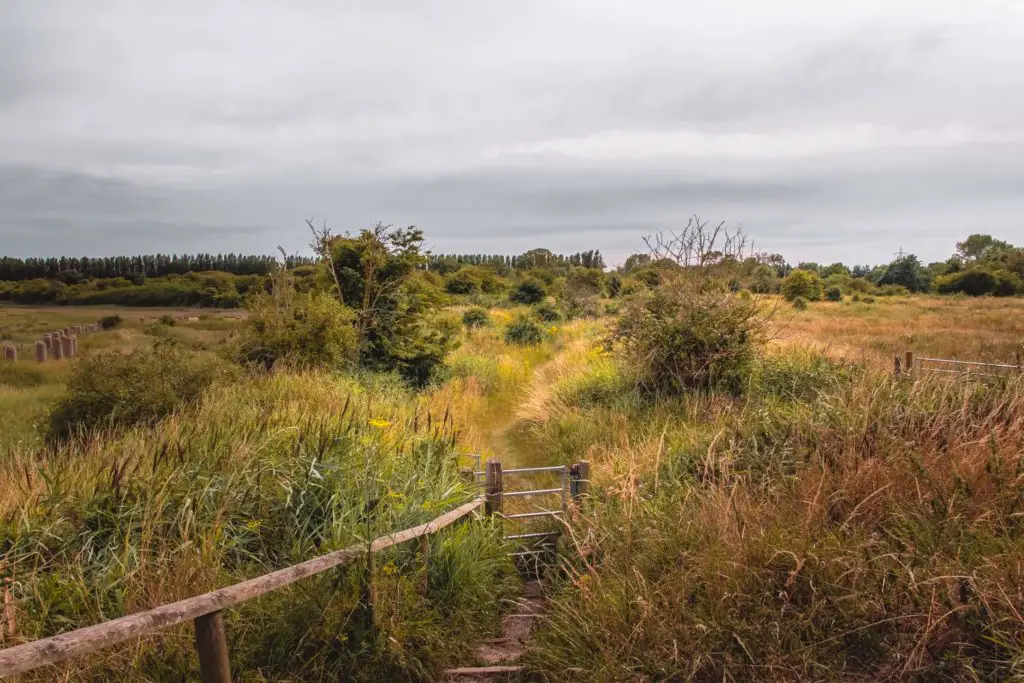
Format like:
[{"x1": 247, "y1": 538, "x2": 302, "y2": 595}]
[{"x1": 1, "y1": 0, "x2": 1023, "y2": 267}]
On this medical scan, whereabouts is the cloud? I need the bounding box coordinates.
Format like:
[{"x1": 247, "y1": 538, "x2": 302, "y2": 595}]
[
  {"x1": 1, "y1": 0, "x2": 1023, "y2": 264},
  {"x1": 489, "y1": 124, "x2": 1023, "y2": 163}
]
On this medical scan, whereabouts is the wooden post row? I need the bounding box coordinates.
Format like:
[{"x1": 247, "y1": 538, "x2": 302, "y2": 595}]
[{"x1": 905, "y1": 351, "x2": 914, "y2": 376}]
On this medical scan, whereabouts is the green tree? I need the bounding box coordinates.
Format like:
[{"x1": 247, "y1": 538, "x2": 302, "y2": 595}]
[
  {"x1": 878, "y1": 254, "x2": 930, "y2": 293},
  {"x1": 312, "y1": 222, "x2": 455, "y2": 385},
  {"x1": 781, "y1": 269, "x2": 822, "y2": 301},
  {"x1": 956, "y1": 234, "x2": 1013, "y2": 263}
]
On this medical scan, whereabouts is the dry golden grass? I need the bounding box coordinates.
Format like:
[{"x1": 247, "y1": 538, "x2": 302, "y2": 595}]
[{"x1": 774, "y1": 295, "x2": 1024, "y2": 368}]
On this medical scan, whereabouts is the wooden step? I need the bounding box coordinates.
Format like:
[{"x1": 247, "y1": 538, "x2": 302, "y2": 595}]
[{"x1": 444, "y1": 665, "x2": 523, "y2": 676}]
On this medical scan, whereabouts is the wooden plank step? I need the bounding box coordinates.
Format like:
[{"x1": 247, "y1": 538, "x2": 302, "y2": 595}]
[{"x1": 444, "y1": 665, "x2": 523, "y2": 675}]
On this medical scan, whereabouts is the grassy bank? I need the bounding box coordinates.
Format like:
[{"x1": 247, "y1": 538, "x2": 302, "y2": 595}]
[{"x1": 524, "y1": 338, "x2": 1024, "y2": 680}]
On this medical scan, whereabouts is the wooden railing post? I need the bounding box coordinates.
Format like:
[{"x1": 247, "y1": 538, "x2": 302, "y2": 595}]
[
  {"x1": 570, "y1": 461, "x2": 591, "y2": 502},
  {"x1": 362, "y1": 549, "x2": 377, "y2": 633},
  {"x1": 905, "y1": 351, "x2": 914, "y2": 376},
  {"x1": 894, "y1": 355, "x2": 902, "y2": 376},
  {"x1": 484, "y1": 461, "x2": 503, "y2": 516},
  {"x1": 418, "y1": 535, "x2": 430, "y2": 595},
  {"x1": 193, "y1": 611, "x2": 231, "y2": 683}
]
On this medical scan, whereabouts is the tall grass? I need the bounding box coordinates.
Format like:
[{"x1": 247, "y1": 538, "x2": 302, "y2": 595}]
[
  {"x1": 528, "y1": 350, "x2": 1024, "y2": 680},
  {"x1": 0, "y1": 370, "x2": 516, "y2": 680}
]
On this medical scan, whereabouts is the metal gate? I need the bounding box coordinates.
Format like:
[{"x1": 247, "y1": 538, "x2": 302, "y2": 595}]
[{"x1": 468, "y1": 456, "x2": 589, "y2": 564}]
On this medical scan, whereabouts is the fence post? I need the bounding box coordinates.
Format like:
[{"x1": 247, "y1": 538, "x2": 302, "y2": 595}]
[
  {"x1": 570, "y1": 461, "x2": 591, "y2": 501},
  {"x1": 484, "y1": 461, "x2": 503, "y2": 516},
  {"x1": 905, "y1": 351, "x2": 914, "y2": 377},
  {"x1": 362, "y1": 548, "x2": 378, "y2": 633},
  {"x1": 894, "y1": 355, "x2": 901, "y2": 376},
  {"x1": 193, "y1": 611, "x2": 231, "y2": 683},
  {"x1": 418, "y1": 535, "x2": 430, "y2": 595},
  {"x1": 35, "y1": 341, "x2": 46, "y2": 363}
]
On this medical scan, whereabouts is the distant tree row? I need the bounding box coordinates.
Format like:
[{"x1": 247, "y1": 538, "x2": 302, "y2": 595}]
[
  {"x1": 0, "y1": 253, "x2": 315, "y2": 282},
  {"x1": 425, "y1": 249, "x2": 604, "y2": 274}
]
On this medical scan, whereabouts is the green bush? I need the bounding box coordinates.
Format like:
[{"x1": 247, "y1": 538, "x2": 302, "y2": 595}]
[
  {"x1": 862, "y1": 296, "x2": 876, "y2": 303},
  {"x1": 532, "y1": 301, "x2": 563, "y2": 322},
  {"x1": 781, "y1": 269, "x2": 822, "y2": 301},
  {"x1": 509, "y1": 279, "x2": 547, "y2": 305},
  {"x1": 504, "y1": 315, "x2": 545, "y2": 346},
  {"x1": 48, "y1": 342, "x2": 235, "y2": 439},
  {"x1": 158, "y1": 314, "x2": 176, "y2": 326},
  {"x1": 824, "y1": 286, "x2": 842, "y2": 302},
  {"x1": 878, "y1": 284, "x2": 909, "y2": 297},
  {"x1": 614, "y1": 287, "x2": 765, "y2": 396},
  {"x1": 236, "y1": 291, "x2": 358, "y2": 371},
  {"x1": 934, "y1": 267, "x2": 1023, "y2": 296},
  {"x1": 99, "y1": 314, "x2": 123, "y2": 329},
  {"x1": 792, "y1": 296, "x2": 808, "y2": 310},
  {"x1": 461, "y1": 307, "x2": 490, "y2": 328}
]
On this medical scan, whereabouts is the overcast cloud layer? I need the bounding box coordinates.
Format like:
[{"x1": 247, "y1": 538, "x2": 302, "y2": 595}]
[{"x1": 2, "y1": 0, "x2": 1023, "y2": 265}]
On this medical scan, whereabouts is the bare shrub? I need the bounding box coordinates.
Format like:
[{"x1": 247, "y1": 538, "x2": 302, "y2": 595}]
[{"x1": 614, "y1": 216, "x2": 772, "y2": 395}]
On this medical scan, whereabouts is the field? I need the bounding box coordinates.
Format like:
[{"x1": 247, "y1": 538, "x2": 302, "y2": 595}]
[{"x1": 1, "y1": 294, "x2": 1024, "y2": 680}]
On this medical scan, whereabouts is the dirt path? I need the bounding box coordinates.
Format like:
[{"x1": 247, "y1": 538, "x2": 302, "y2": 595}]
[
  {"x1": 444, "y1": 337, "x2": 590, "y2": 681},
  {"x1": 443, "y1": 580, "x2": 544, "y2": 681}
]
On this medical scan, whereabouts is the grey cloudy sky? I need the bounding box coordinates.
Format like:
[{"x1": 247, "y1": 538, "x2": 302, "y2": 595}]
[{"x1": 2, "y1": 0, "x2": 1023, "y2": 266}]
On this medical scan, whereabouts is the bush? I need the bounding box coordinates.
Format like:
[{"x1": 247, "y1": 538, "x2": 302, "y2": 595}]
[
  {"x1": 781, "y1": 269, "x2": 822, "y2": 301},
  {"x1": 532, "y1": 301, "x2": 563, "y2": 322},
  {"x1": 737, "y1": 288, "x2": 752, "y2": 300},
  {"x1": 792, "y1": 296, "x2": 808, "y2": 310},
  {"x1": 862, "y1": 296, "x2": 876, "y2": 303},
  {"x1": 614, "y1": 287, "x2": 765, "y2": 396},
  {"x1": 236, "y1": 292, "x2": 358, "y2": 371},
  {"x1": 824, "y1": 286, "x2": 842, "y2": 302},
  {"x1": 48, "y1": 342, "x2": 234, "y2": 439},
  {"x1": 159, "y1": 314, "x2": 176, "y2": 326},
  {"x1": 504, "y1": 315, "x2": 544, "y2": 346},
  {"x1": 99, "y1": 314, "x2": 123, "y2": 330},
  {"x1": 851, "y1": 293, "x2": 861, "y2": 302},
  {"x1": 935, "y1": 267, "x2": 1023, "y2": 296},
  {"x1": 878, "y1": 284, "x2": 909, "y2": 297},
  {"x1": 461, "y1": 307, "x2": 490, "y2": 329},
  {"x1": 509, "y1": 279, "x2": 547, "y2": 305}
]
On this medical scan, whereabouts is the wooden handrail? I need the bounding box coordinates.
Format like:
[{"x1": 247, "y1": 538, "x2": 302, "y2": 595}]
[{"x1": 0, "y1": 497, "x2": 485, "y2": 679}]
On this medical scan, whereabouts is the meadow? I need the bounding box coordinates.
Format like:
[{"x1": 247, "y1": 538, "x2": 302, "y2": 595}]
[{"x1": 1, "y1": 287, "x2": 1023, "y2": 680}]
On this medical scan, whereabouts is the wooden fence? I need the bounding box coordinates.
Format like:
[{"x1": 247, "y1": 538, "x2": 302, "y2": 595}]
[
  {"x1": 895, "y1": 350, "x2": 1024, "y2": 378},
  {"x1": 0, "y1": 498, "x2": 485, "y2": 682},
  {"x1": 0, "y1": 458, "x2": 591, "y2": 681}
]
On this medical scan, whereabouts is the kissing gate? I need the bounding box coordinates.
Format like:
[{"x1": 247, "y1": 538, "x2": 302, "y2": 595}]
[{"x1": 471, "y1": 456, "x2": 590, "y2": 567}]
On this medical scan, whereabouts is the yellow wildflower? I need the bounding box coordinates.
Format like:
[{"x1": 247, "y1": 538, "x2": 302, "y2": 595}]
[
  {"x1": 382, "y1": 562, "x2": 399, "y2": 576},
  {"x1": 368, "y1": 418, "x2": 392, "y2": 429},
  {"x1": 244, "y1": 519, "x2": 262, "y2": 531}
]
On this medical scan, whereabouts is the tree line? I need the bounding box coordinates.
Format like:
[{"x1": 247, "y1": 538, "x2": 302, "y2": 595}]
[{"x1": 0, "y1": 253, "x2": 315, "y2": 282}]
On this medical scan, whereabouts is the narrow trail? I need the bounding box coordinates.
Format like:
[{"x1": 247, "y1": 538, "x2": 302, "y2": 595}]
[{"x1": 446, "y1": 334, "x2": 591, "y2": 681}]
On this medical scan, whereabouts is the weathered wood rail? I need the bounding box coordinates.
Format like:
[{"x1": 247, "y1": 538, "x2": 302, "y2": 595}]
[
  {"x1": 0, "y1": 497, "x2": 486, "y2": 681},
  {"x1": 896, "y1": 350, "x2": 1024, "y2": 378}
]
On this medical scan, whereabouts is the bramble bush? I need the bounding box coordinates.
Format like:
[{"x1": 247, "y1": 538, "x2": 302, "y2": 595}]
[
  {"x1": 505, "y1": 315, "x2": 545, "y2": 346},
  {"x1": 614, "y1": 217, "x2": 769, "y2": 396},
  {"x1": 461, "y1": 307, "x2": 490, "y2": 328},
  {"x1": 781, "y1": 269, "x2": 822, "y2": 301},
  {"x1": 236, "y1": 291, "x2": 358, "y2": 371},
  {"x1": 509, "y1": 279, "x2": 547, "y2": 305},
  {"x1": 48, "y1": 342, "x2": 236, "y2": 439},
  {"x1": 532, "y1": 301, "x2": 564, "y2": 322}
]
